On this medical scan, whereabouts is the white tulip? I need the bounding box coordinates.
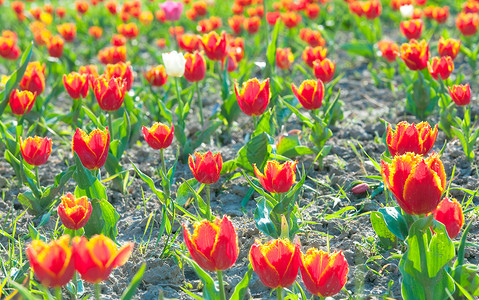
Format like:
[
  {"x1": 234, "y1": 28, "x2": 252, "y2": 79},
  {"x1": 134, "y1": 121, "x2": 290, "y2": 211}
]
[
  {"x1": 162, "y1": 51, "x2": 186, "y2": 77},
  {"x1": 400, "y1": 5, "x2": 414, "y2": 19}
]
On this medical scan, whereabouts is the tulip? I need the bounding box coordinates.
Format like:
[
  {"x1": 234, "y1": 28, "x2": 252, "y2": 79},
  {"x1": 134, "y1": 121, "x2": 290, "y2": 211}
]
[
  {"x1": 456, "y1": 12, "x2": 479, "y2": 36},
  {"x1": 142, "y1": 122, "x2": 174, "y2": 150},
  {"x1": 72, "y1": 127, "x2": 110, "y2": 170},
  {"x1": 302, "y1": 46, "x2": 327, "y2": 68},
  {"x1": 57, "y1": 193, "x2": 92, "y2": 230},
  {"x1": 63, "y1": 72, "x2": 89, "y2": 99},
  {"x1": 98, "y1": 46, "x2": 126, "y2": 64},
  {"x1": 234, "y1": 78, "x2": 270, "y2": 117},
  {"x1": 300, "y1": 249, "x2": 349, "y2": 297},
  {"x1": 276, "y1": 48, "x2": 294, "y2": 70},
  {"x1": 428, "y1": 56, "x2": 454, "y2": 80},
  {"x1": 244, "y1": 16, "x2": 261, "y2": 34},
  {"x1": 73, "y1": 235, "x2": 133, "y2": 283},
  {"x1": 144, "y1": 65, "x2": 168, "y2": 87},
  {"x1": 188, "y1": 151, "x2": 222, "y2": 185},
  {"x1": 26, "y1": 235, "x2": 75, "y2": 288},
  {"x1": 184, "y1": 52, "x2": 206, "y2": 82},
  {"x1": 291, "y1": 79, "x2": 324, "y2": 110},
  {"x1": 228, "y1": 15, "x2": 244, "y2": 35},
  {"x1": 377, "y1": 40, "x2": 399, "y2": 62},
  {"x1": 9, "y1": 89, "x2": 36, "y2": 115},
  {"x1": 200, "y1": 31, "x2": 227, "y2": 61},
  {"x1": 313, "y1": 58, "x2": 335, "y2": 83},
  {"x1": 178, "y1": 34, "x2": 201, "y2": 53},
  {"x1": 183, "y1": 215, "x2": 239, "y2": 271},
  {"x1": 266, "y1": 11, "x2": 281, "y2": 25},
  {"x1": 75, "y1": 0, "x2": 89, "y2": 14},
  {"x1": 399, "y1": 4, "x2": 414, "y2": 18},
  {"x1": 381, "y1": 153, "x2": 446, "y2": 215},
  {"x1": 105, "y1": 61, "x2": 134, "y2": 91},
  {"x1": 162, "y1": 51, "x2": 186, "y2": 77},
  {"x1": 448, "y1": 84, "x2": 471, "y2": 106},
  {"x1": 89, "y1": 26, "x2": 103, "y2": 39},
  {"x1": 281, "y1": 12, "x2": 302, "y2": 28},
  {"x1": 57, "y1": 23, "x2": 77, "y2": 42},
  {"x1": 111, "y1": 34, "x2": 126, "y2": 46},
  {"x1": 400, "y1": 19, "x2": 423, "y2": 40},
  {"x1": 46, "y1": 35, "x2": 64, "y2": 58},
  {"x1": 0, "y1": 37, "x2": 15, "y2": 58},
  {"x1": 20, "y1": 136, "x2": 52, "y2": 166},
  {"x1": 305, "y1": 3, "x2": 320, "y2": 19},
  {"x1": 254, "y1": 160, "x2": 297, "y2": 194},
  {"x1": 20, "y1": 62, "x2": 46, "y2": 95},
  {"x1": 92, "y1": 75, "x2": 126, "y2": 111},
  {"x1": 117, "y1": 23, "x2": 139, "y2": 39},
  {"x1": 160, "y1": 1, "x2": 184, "y2": 21},
  {"x1": 79, "y1": 64, "x2": 99, "y2": 78},
  {"x1": 400, "y1": 39, "x2": 429, "y2": 71},
  {"x1": 249, "y1": 239, "x2": 301, "y2": 289},
  {"x1": 432, "y1": 197, "x2": 464, "y2": 239},
  {"x1": 299, "y1": 29, "x2": 325, "y2": 48},
  {"x1": 386, "y1": 121, "x2": 438, "y2": 157},
  {"x1": 438, "y1": 37, "x2": 460, "y2": 61}
]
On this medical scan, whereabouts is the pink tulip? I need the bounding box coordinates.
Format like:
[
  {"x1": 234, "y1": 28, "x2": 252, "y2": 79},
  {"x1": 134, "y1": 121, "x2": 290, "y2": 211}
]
[{"x1": 160, "y1": 1, "x2": 184, "y2": 21}]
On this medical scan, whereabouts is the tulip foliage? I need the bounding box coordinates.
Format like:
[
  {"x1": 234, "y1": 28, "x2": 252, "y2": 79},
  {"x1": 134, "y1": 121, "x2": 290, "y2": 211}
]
[{"x1": 1, "y1": 0, "x2": 479, "y2": 299}]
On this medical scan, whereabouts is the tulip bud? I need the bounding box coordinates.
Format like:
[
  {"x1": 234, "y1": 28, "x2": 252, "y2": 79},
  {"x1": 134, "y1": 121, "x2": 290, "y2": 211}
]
[
  {"x1": 162, "y1": 51, "x2": 186, "y2": 77},
  {"x1": 20, "y1": 136, "x2": 52, "y2": 166},
  {"x1": 291, "y1": 79, "x2": 324, "y2": 110},
  {"x1": 428, "y1": 56, "x2": 454, "y2": 80},
  {"x1": 57, "y1": 193, "x2": 93, "y2": 230},
  {"x1": 432, "y1": 197, "x2": 464, "y2": 239},
  {"x1": 9, "y1": 89, "x2": 36, "y2": 115},
  {"x1": 144, "y1": 65, "x2": 168, "y2": 87},
  {"x1": 386, "y1": 121, "x2": 438, "y2": 156},
  {"x1": 72, "y1": 127, "x2": 110, "y2": 170},
  {"x1": 188, "y1": 151, "x2": 223, "y2": 184},
  {"x1": 399, "y1": 4, "x2": 414, "y2": 18},
  {"x1": 400, "y1": 39, "x2": 429, "y2": 71},
  {"x1": 400, "y1": 19, "x2": 423, "y2": 40},
  {"x1": 276, "y1": 48, "x2": 294, "y2": 70},
  {"x1": 184, "y1": 52, "x2": 206, "y2": 82},
  {"x1": 142, "y1": 122, "x2": 174, "y2": 150},
  {"x1": 313, "y1": 58, "x2": 335, "y2": 83},
  {"x1": 234, "y1": 78, "x2": 270, "y2": 116},
  {"x1": 160, "y1": 1, "x2": 184, "y2": 21},
  {"x1": 448, "y1": 84, "x2": 471, "y2": 106},
  {"x1": 183, "y1": 215, "x2": 239, "y2": 271},
  {"x1": 63, "y1": 72, "x2": 89, "y2": 99},
  {"x1": 254, "y1": 160, "x2": 297, "y2": 194},
  {"x1": 438, "y1": 37, "x2": 460, "y2": 61},
  {"x1": 92, "y1": 75, "x2": 126, "y2": 111}
]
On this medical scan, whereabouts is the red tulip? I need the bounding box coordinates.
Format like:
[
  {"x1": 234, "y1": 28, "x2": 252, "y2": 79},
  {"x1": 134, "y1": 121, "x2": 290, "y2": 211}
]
[
  {"x1": 9, "y1": 89, "x2": 36, "y2": 115},
  {"x1": 26, "y1": 235, "x2": 75, "y2": 288},
  {"x1": 20, "y1": 62, "x2": 46, "y2": 95},
  {"x1": 300, "y1": 249, "x2": 349, "y2": 297},
  {"x1": 381, "y1": 153, "x2": 446, "y2": 215},
  {"x1": 92, "y1": 75, "x2": 126, "y2": 111},
  {"x1": 200, "y1": 31, "x2": 227, "y2": 61},
  {"x1": 183, "y1": 215, "x2": 239, "y2": 271},
  {"x1": 104, "y1": 62, "x2": 133, "y2": 91},
  {"x1": 234, "y1": 78, "x2": 270, "y2": 116},
  {"x1": 377, "y1": 40, "x2": 399, "y2": 62},
  {"x1": 386, "y1": 121, "x2": 438, "y2": 156},
  {"x1": 63, "y1": 72, "x2": 90, "y2": 99},
  {"x1": 254, "y1": 160, "x2": 297, "y2": 194},
  {"x1": 20, "y1": 136, "x2": 52, "y2": 166},
  {"x1": 188, "y1": 151, "x2": 222, "y2": 184},
  {"x1": 438, "y1": 37, "x2": 460, "y2": 61},
  {"x1": 428, "y1": 56, "x2": 454, "y2": 80},
  {"x1": 72, "y1": 127, "x2": 110, "y2": 170},
  {"x1": 448, "y1": 84, "x2": 471, "y2": 106},
  {"x1": 313, "y1": 58, "x2": 335, "y2": 83},
  {"x1": 57, "y1": 23, "x2": 77, "y2": 42},
  {"x1": 432, "y1": 197, "x2": 464, "y2": 239},
  {"x1": 144, "y1": 65, "x2": 168, "y2": 87},
  {"x1": 249, "y1": 238, "x2": 301, "y2": 289},
  {"x1": 400, "y1": 39, "x2": 429, "y2": 71},
  {"x1": 184, "y1": 51, "x2": 206, "y2": 82},
  {"x1": 73, "y1": 235, "x2": 133, "y2": 283},
  {"x1": 456, "y1": 12, "x2": 479, "y2": 36},
  {"x1": 400, "y1": 19, "x2": 423, "y2": 40},
  {"x1": 142, "y1": 122, "x2": 174, "y2": 150},
  {"x1": 276, "y1": 48, "x2": 294, "y2": 70},
  {"x1": 57, "y1": 193, "x2": 92, "y2": 230},
  {"x1": 291, "y1": 79, "x2": 324, "y2": 110}
]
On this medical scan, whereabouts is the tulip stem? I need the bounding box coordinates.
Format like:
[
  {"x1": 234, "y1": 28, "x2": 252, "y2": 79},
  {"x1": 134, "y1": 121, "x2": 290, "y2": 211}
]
[
  {"x1": 94, "y1": 283, "x2": 101, "y2": 300},
  {"x1": 175, "y1": 78, "x2": 184, "y2": 128},
  {"x1": 206, "y1": 184, "x2": 211, "y2": 221},
  {"x1": 55, "y1": 287, "x2": 62, "y2": 299},
  {"x1": 217, "y1": 270, "x2": 226, "y2": 300},
  {"x1": 276, "y1": 287, "x2": 283, "y2": 300},
  {"x1": 195, "y1": 82, "x2": 204, "y2": 127},
  {"x1": 160, "y1": 148, "x2": 166, "y2": 175},
  {"x1": 108, "y1": 113, "x2": 113, "y2": 140},
  {"x1": 35, "y1": 166, "x2": 40, "y2": 189}
]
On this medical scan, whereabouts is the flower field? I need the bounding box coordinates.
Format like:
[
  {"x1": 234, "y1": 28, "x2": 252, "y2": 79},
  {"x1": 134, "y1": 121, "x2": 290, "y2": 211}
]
[{"x1": 1, "y1": 0, "x2": 479, "y2": 299}]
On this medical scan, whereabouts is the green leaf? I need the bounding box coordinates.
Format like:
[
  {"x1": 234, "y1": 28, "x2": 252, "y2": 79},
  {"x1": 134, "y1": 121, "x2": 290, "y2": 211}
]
[
  {"x1": 120, "y1": 263, "x2": 146, "y2": 300},
  {"x1": 254, "y1": 197, "x2": 279, "y2": 238},
  {"x1": 451, "y1": 264, "x2": 479, "y2": 297},
  {"x1": 266, "y1": 21, "x2": 283, "y2": 70},
  {"x1": 370, "y1": 211, "x2": 396, "y2": 249},
  {"x1": 253, "y1": 110, "x2": 274, "y2": 137},
  {"x1": 378, "y1": 207, "x2": 409, "y2": 241},
  {"x1": 235, "y1": 132, "x2": 272, "y2": 172},
  {"x1": 230, "y1": 264, "x2": 253, "y2": 300},
  {"x1": 180, "y1": 254, "x2": 219, "y2": 300},
  {"x1": 82, "y1": 198, "x2": 119, "y2": 240},
  {"x1": 131, "y1": 161, "x2": 166, "y2": 203},
  {"x1": 7, "y1": 280, "x2": 39, "y2": 300},
  {"x1": 176, "y1": 178, "x2": 200, "y2": 206},
  {"x1": 340, "y1": 42, "x2": 374, "y2": 57}
]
